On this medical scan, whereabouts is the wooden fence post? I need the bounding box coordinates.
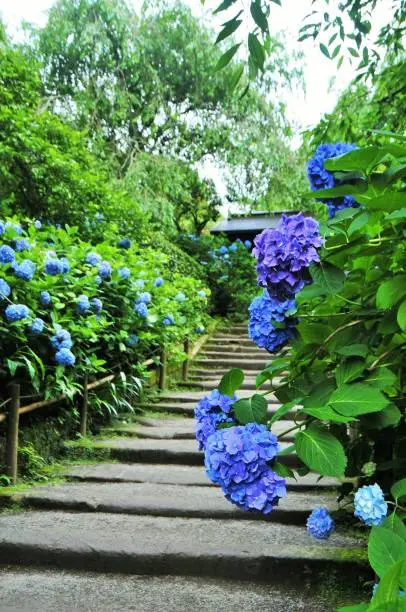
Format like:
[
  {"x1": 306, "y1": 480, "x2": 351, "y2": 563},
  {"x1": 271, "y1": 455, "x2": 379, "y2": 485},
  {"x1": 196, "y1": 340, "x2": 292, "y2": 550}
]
[
  {"x1": 182, "y1": 337, "x2": 190, "y2": 381},
  {"x1": 158, "y1": 348, "x2": 167, "y2": 390},
  {"x1": 6, "y1": 383, "x2": 20, "y2": 485},
  {"x1": 79, "y1": 373, "x2": 89, "y2": 437}
]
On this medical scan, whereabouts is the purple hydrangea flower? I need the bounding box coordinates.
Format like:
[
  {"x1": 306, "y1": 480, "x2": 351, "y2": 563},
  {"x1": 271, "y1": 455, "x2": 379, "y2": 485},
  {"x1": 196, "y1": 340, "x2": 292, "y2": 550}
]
[
  {"x1": 0, "y1": 279, "x2": 11, "y2": 299},
  {"x1": 40, "y1": 291, "x2": 51, "y2": 306},
  {"x1": 154, "y1": 277, "x2": 164, "y2": 287},
  {"x1": 45, "y1": 257, "x2": 63, "y2": 276},
  {"x1": 77, "y1": 294, "x2": 90, "y2": 314},
  {"x1": 248, "y1": 291, "x2": 297, "y2": 353},
  {"x1": 163, "y1": 314, "x2": 174, "y2": 326},
  {"x1": 135, "y1": 302, "x2": 148, "y2": 318},
  {"x1": 354, "y1": 483, "x2": 388, "y2": 526},
  {"x1": 55, "y1": 348, "x2": 76, "y2": 366},
  {"x1": 326, "y1": 195, "x2": 359, "y2": 219},
  {"x1": 15, "y1": 239, "x2": 31, "y2": 252},
  {"x1": 136, "y1": 292, "x2": 151, "y2": 305},
  {"x1": 118, "y1": 267, "x2": 131, "y2": 279},
  {"x1": 5, "y1": 304, "x2": 30, "y2": 322},
  {"x1": 13, "y1": 259, "x2": 36, "y2": 281},
  {"x1": 253, "y1": 213, "x2": 323, "y2": 298},
  {"x1": 307, "y1": 507, "x2": 335, "y2": 539},
  {"x1": 195, "y1": 389, "x2": 236, "y2": 450},
  {"x1": 205, "y1": 423, "x2": 285, "y2": 514},
  {"x1": 0, "y1": 245, "x2": 16, "y2": 264},
  {"x1": 51, "y1": 328, "x2": 73, "y2": 350},
  {"x1": 30, "y1": 318, "x2": 45, "y2": 334},
  {"x1": 91, "y1": 298, "x2": 102, "y2": 313},
  {"x1": 86, "y1": 252, "x2": 101, "y2": 266},
  {"x1": 98, "y1": 261, "x2": 111, "y2": 278},
  {"x1": 118, "y1": 238, "x2": 131, "y2": 249}
]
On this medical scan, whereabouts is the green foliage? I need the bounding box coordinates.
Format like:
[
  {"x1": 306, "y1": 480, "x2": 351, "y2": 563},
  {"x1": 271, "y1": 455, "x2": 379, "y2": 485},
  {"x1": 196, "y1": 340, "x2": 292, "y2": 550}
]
[{"x1": 218, "y1": 367, "x2": 244, "y2": 397}]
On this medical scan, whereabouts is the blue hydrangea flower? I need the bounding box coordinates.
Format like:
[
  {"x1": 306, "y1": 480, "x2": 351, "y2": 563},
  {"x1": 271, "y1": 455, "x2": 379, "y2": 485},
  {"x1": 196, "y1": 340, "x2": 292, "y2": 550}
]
[
  {"x1": 0, "y1": 221, "x2": 4, "y2": 236},
  {"x1": 229, "y1": 243, "x2": 237, "y2": 252},
  {"x1": 174, "y1": 292, "x2": 186, "y2": 303},
  {"x1": 248, "y1": 291, "x2": 297, "y2": 353},
  {"x1": 205, "y1": 423, "x2": 285, "y2": 514},
  {"x1": 55, "y1": 348, "x2": 76, "y2": 366},
  {"x1": 91, "y1": 298, "x2": 102, "y2": 313},
  {"x1": 354, "y1": 483, "x2": 388, "y2": 526},
  {"x1": 163, "y1": 314, "x2": 174, "y2": 326},
  {"x1": 95, "y1": 275, "x2": 102, "y2": 285},
  {"x1": 118, "y1": 267, "x2": 131, "y2": 279},
  {"x1": 15, "y1": 239, "x2": 31, "y2": 252},
  {"x1": 5, "y1": 222, "x2": 22, "y2": 235},
  {"x1": 86, "y1": 252, "x2": 101, "y2": 266},
  {"x1": 195, "y1": 389, "x2": 236, "y2": 450},
  {"x1": 197, "y1": 290, "x2": 206, "y2": 297},
  {"x1": 307, "y1": 143, "x2": 358, "y2": 192},
  {"x1": 60, "y1": 257, "x2": 70, "y2": 273},
  {"x1": 136, "y1": 292, "x2": 151, "y2": 305},
  {"x1": 0, "y1": 279, "x2": 11, "y2": 299},
  {"x1": 40, "y1": 291, "x2": 51, "y2": 306},
  {"x1": 13, "y1": 259, "x2": 36, "y2": 281},
  {"x1": 0, "y1": 245, "x2": 16, "y2": 264},
  {"x1": 30, "y1": 318, "x2": 45, "y2": 334},
  {"x1": 118, "y1": 238, "x2": 131, "y2": 249},
  {"x1": 154, "y1": 277, "x2": 164, "y2": 287},
  {"x1": 307, "y1": 507, "x2": 335, "y2": 540},
  {"x1": 244, "y1": 240, "x2": 252, "y2": 249},
  {"x1": 45, "y1": 257, "x2": 63, "y2": 276},
  {"x1": 135, "y1": 302, "x2": 148, "y2": 318},
  {"x1": 95, "y1": 212, "x2": 104, "y2": 223},
  {"x1": 134, "y1": 279, "x2": 145, "y2": 288},
  {"x1": 326, "y1": 195, "x2": 358, "y2": 219},
  {"x1": 98, "y1": 261, "x2": 112, "y2": 278},
  {"x1": 127, "y1": 334, "x2": 139, "y2": 347},
  {"x1": 253, "y1": 213, "x2": 323, "y2": 298},
  {"x1": 77, "y1": 294, "x2": 90, "y2": 314},
  {"x1": 219, "y1": 246, "x2": 228, "y2": 254},
  {"x1": 51, "y1": 328, "x2": 73, "y2": 350},
  {"x1": 196, "y1": 325, "x2": 205, "y2": 334},
  {"x1": 34, "y1": 220, "x2": 42, "y2": 229},
  {"x1": 5, "y1": 304, "x2": 30, "y2": 322}
]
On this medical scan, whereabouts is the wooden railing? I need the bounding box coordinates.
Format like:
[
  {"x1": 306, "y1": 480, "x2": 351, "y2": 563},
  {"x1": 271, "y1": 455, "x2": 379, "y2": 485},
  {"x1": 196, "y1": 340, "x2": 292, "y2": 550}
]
[{"x1": 0, "y1": 335, "x2": 201, "y2": 484}]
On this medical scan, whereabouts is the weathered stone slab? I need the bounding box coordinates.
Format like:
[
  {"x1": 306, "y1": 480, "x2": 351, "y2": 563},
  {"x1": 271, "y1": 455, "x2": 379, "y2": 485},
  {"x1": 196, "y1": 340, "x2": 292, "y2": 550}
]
[
  {"x1": 13, "y1": 482, "x2": 335, "y2": 524},
  {"x1": 0, "y1": 512, "x2": 367, "y2": 581},
  {"x1": 160, "y1": 390, "x2": 279, "y2": 403},
  {"x1": 0, "y1": 567, "x2": 357, "y2": 612},
  {"x1": 194, "y1": 358, "x2": 268, "y2": 370}
]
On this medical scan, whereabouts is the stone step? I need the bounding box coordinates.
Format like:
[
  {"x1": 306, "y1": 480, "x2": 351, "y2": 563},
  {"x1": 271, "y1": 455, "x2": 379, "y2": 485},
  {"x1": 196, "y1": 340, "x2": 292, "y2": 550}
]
[
  {"x1": 158, "y1": 390, "x2": 280, "y2": 403},
  {"x1": 209, "y1": 336, "x2": 256, "y2": 346},
  {"x1": 64, "y1": 463, "x2": 341, "y2": 491},
  {"x1": 104, "y1": 419, "x2": 297, "y2": 441},
  {"x1": 12, "y1": 482, "x2": 336, "y2": 525},
  {"x1": 0, "y1": 567, "x2": 354, "y2": 612},
  {"x1": 203, "y1": 344, "x2": 266, "y2": 354},
  {"x1": 194, "y1": 358, "x2": 268, "y2": 370},
  {"x1": 200, "y1": 351, "x2": 267, "y2": 360},
  {"x1": 183, "y1": 380, "x2": 269, "y2": 391},
  {"x1": 133, "y1": 403, "x2": 293, "y2": 420},
  {"x1": 73, "y1": 438, "x2": 298, "y2": 467},
  {"x1": 0, "y1": 511, "x2": 367, "y2": 582}
]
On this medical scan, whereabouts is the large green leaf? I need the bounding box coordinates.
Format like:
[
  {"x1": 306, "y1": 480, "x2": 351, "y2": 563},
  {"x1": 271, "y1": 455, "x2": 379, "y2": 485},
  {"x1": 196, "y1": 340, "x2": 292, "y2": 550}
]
[
  {"x1": 234, "y1": 393, "x2": 267, "y2": 425},
  {"x1": 391, "y1": 479, "x2": 406, "y2": 504},
  {"x1": 215, "y1": 43, "x2": 241, "y2": 71},
  {"x1": 323, "y1": 146, "x2": 401, "y2": 173},
  {"x1": 335, "y1": 344, "x2": 369, "y2": 358},
  {"x1": 309, "y1": 262, "x2": 345, "y2": 295},
  {"x1": 218, "y1": 368, "x2": 244, "y2": 398},
  {"x1": 215, "y1": 16, "x2": 242, "y2": 44},
  {"x1": 361, "y1": 404, "x2": 402, "y2": 429},
  {"x1": 368, "y1": 526, "x2": 406, "y2": 583},
  {"x1": 397, "y1": 300, "x2": 406, "y2": 331},
  {"x1": 382, "y1": 513, "x2": 406, "y2": 540},
  {"x1": 335, "y1": 359, "x2": 365, "y2": 385},
  {"x1": 328, "y1": 383, "x2": 389, "y2": 416},
  {"x1": 373, "y1": 561, "x2": 406, "y2": 607},
  {"x1": 367, "y1": 367, "x2": 398, "y2": 391},
  {"x1": 269, "y1": 400, "x2": 297, "y2": 424},
  {"x1": 361, "y1": 193, "x2": 406, "y2": 212},
  {"x1": 295, "y1": 422, "x2": 347, "y2": 476},
  {"x1": 376, "y1": 275, "x2": 406, "y2": 309},
  {"x1": 248, "y1": 33, "x2": 265, "y2": 70},
  {"x1": 250, "y1": 0, "x2": 268, "y2": 32}
]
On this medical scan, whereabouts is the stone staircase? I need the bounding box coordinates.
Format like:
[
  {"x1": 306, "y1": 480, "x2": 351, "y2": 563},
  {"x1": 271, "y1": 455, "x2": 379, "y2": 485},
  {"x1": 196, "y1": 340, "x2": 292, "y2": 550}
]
[{"x1": 0, "y1": 324, "x2": 368, "y2": 611}]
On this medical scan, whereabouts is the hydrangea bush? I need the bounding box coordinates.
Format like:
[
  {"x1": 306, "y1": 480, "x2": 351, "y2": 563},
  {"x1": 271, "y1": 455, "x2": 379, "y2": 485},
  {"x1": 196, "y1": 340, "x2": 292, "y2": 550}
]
[
  {"x1": 197, "y1": 142, "x2": 406, "y2": 609},
  {"x1": 0, "y1": 218, "x2": 211, "y2": 401}
]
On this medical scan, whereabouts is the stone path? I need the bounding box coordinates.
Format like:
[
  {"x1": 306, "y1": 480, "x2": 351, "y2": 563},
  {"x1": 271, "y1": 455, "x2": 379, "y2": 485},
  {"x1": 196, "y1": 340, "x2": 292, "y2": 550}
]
[{"x1": 0, "y1": 324, "x2": 368, "y2": 611}]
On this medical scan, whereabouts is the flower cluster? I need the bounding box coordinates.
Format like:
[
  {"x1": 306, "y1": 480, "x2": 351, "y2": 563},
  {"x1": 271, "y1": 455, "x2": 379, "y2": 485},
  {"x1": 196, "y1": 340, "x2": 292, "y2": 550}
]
[
  {"x1": 307, "y1": 143, "x2": 358, "y2": 218},
  {"x1": 194, "y1": 389, "x2": 236, "y2": 450},
  {"x1": 306, "y1": 507, "x2": 335, "y2": 540},
  {"x1": 204, "y1": 423, "x2": 286, "y2": 513},
  {"x1": 354, "y1": 483, "x2": 388, "y2": 526},
  {"x1": 51, "y1": 327, "x2": 75, "y2": 366},
  {"x1": 13, "y1": 259, "x2": 36, "y2": 281},
  {"x1": 0, "y1": 279, "x2": 11, "y2": 299},
  {"x1": 5, "y1": 304, "x2": 30, "y2": 322},
  {"x1": 45, "y1": 256, "x2": 67, "y2": 276},
  {"x1": 163, "y1": 314, "x2": 174, "y2": 326},
  {"x1": 0, "y1": 245, "x2": 15, "y2": 264},
  {"x1": 118, "y1": 238, "x2": 131, "y2": 249},
  {"x1": 248, "y1": 291, "x2": 297, "y2": 353}
]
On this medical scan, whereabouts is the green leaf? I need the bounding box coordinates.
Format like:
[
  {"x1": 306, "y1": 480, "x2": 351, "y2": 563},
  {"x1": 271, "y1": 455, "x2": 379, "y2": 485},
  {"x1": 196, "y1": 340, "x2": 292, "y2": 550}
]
[
  {"x1": 376, "y1": 275, "x2": 406, "y2": 310},
  {"x1": 309, "y1": 262, "x2": 345, "y2": 295},
  {"x1": 248, "y1": 33, "x2": 265, "y2": 71},
  {"x1": 367, "y1": 367, "x2": 398, "y2": 391},
  {"x1": 215, "y1": 17, "x2": 242, "y2": 44},
  {"x1": 361, "y1": 404, "x2": 402, "y2": 429},
  {"x1": 302, "y1": 405, "x2": 356, "y2": 423},
  {"x1": 348, "y1": 212, "x2": 369, "y2": 236},
  {"x1": 382, "y1": 513, "x2": 406, "y2": 540},
  {"x1": 278, "y1": 443, "x2": 295, "y2": 456},
  {"x1": 215, "y1": 43, "x2": 241, "y2": 71},
  {"x1": 391, "y1": 479, "x2": 406, "y2": 503},
  {"x1": 335, "y1": 344, "x2": 369, "y2": 358},
  {"x1": 301, "y1": 381, "x2": 335, "y2": 410},
  {"x1": 297, "y1": 321, "x2": 332, "y2": 343},
  {"x1": 348, "y1": 47, "x2": 359, "y2": 57},
  {"x1": 319, "y1": 43, "x2": 330, "y2": 58},
  {"x1": 250, "y1": 0, "x2": 268, "y2": 32},
  {"x1": 213, "y1": 0, "x2": 238, "y2": 14},
  {"x1": 335, "y1": 359, "x2": 365, "y2": 385},
  {"x1": 372, "y1": 559, "x2": 406, "y2": 607},
  {"x1": 361, "y1": 193, "x2": 406, "y2": 213},
  {"x1": 387, "y1": 208, "x2": 406, "y2": 221},
  {"x1": 269, "y1": 400, "x2": 297, "y2": 424},
  {"x1": 6, "y1": 359, "x2": 21, "y2": 377},
  {"x1": 234, "y1": 393, "x2": 268, "y2": 425},
  {"x1": 368, "y1": 526, "x2": 406, "y2": 581},
  {"x1": 218, "y1": 368, "x2": 244, "y2": 397},
  {"x1": 306, "y1": 182, "x2": 367, "y2": 199},
  {"x1": 295, "y1": 422, "x2": 347, "y2": 476},
  {"x1": 273, "y1": 460, "x2": 295, "y2": 479},
  {"x1": 323, "y1": 146, "x2": 388, "y2": 172},
  {"x1": 328, "y1": 383, "x2": 389, "y2": 417},
  {"x1": 397, "y1": 300, "x2": 406, "y2": 331}
]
